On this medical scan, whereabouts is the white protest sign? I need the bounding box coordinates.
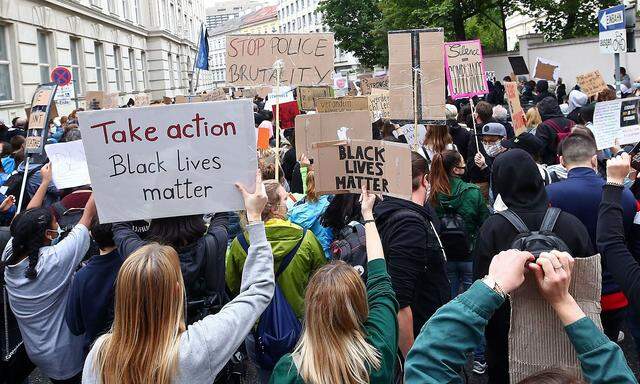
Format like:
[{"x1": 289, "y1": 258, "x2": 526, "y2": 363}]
[
  {"x1": 264, "y1": 86, "x2": 295, "y2": 110},
  {"x1": 78, "y1": 100, "x2": 257, "y2": 223},
  {"x1": 44, "y1": 140, "x2": 91, "y2": 189},
  {"x1": 592, "y1": 97, "x2": 640, "y2": 150}
]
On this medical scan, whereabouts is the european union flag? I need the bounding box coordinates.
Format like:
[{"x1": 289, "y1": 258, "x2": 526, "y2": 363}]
[{"x1": 195, "y1": 25, "x2": 209, "y2": 70}]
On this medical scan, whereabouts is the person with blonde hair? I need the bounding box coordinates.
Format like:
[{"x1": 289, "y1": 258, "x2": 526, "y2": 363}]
[
  {"x1": 526, "y1": 107, "x2": 542, "y2": 131},
  {"x1": 270, "y1": 187, "x2": 399, "y2": 384},
  {"x1": 82, "y1": 172, "x2": 276, "y2": 384},
  {"x1": 227, "y1": 178, "x2": 326, "y2": 382}
]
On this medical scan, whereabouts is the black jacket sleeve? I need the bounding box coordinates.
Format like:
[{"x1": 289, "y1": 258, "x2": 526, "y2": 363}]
[
  {"x1": 385, "y1": 216, "x2": 429, "y2": 309},
  {"x1": 597, "y1": 185, "x2": 640, "y2": 316},
  {"x1": 204, "y1": 212, "x2": 230, "y2": 294},
  {"x1": 113, "y1": 222, "x2": 146, "y2": 259}
]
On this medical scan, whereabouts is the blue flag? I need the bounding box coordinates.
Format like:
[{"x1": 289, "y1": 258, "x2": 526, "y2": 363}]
[{"x1": 195, "y1": 25, "x2": 209, "y2": 70}]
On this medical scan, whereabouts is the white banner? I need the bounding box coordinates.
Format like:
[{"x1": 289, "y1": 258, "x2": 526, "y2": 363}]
[
  {"x1": 592, "y1": 97, "x2": 640, "y2": 150},
  {"x1": 44, "y1": 140, "x2": 91, "y2": 190},
  {"x1": 78, "y1": 100, "x2": 257, "y2": 223}
]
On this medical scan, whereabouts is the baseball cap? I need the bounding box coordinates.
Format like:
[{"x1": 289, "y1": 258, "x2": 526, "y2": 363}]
[{"x1": 479, "y1": 122, "x2": 506, "y2": 137}]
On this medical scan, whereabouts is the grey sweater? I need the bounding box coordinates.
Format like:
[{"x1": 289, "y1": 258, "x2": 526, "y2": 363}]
[{"x1": 82, "y1": 222, "x2": 274, "y2": 383}]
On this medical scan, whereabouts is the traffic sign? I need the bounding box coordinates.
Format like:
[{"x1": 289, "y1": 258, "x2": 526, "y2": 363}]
[
  {"x1": 50, "y1": 66, "x2": 72, "y2": 86},
  {"x1": 599, "y1": 5, "x2": 627, "y2": 54}
]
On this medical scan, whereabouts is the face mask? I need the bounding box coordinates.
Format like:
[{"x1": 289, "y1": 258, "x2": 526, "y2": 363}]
[
  {"x1": 483, "y1": 142, "x2": 503, "y2": 157},
  {"x1": 47, "y1": 227, "x2": 64, "y2": 245}
]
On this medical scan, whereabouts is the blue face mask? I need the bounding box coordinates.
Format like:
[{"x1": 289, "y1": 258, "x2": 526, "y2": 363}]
[{"x1": 47, "y1": 227, "x2": 64, "y2": 245}]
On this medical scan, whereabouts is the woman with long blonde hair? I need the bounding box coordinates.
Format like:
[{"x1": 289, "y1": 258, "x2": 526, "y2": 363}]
[
  {"x1": 82, "y1": 172, "x2": 275, "y2": 384},
  {"x1": 270, "y1": 187, "x2": 399, "y2": 384}
]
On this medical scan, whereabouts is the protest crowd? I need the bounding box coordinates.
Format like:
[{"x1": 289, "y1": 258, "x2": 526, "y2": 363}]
[{"x1": 5, "y1": 29, "x2": 640, "y2": 384}]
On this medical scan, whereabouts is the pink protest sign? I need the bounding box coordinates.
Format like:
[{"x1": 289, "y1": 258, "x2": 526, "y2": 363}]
[{"x1": 443, "y1": 40, "x2": 489, "y2": 100}]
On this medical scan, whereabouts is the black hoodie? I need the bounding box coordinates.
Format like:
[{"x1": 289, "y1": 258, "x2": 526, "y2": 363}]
[
  {"x1": 534, "y1": 96, "x2": 575, "y2": 165},
  {"x1": 374, "y1": 196, "x2": 449, "y2": 335},
  {"x1": 474, "y1": 149, "x2": 593, "y2": 384}
]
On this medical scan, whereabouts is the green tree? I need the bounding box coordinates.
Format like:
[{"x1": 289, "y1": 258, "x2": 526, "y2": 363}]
[
  {"x1": 318, "y1": 0, "x2": 386, "y2": 68},
  {"x1": 518, "y1": 0, "x2": 618, "y2": 40}
]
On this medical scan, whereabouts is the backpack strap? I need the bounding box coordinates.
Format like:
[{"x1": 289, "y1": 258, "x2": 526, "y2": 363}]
[
  {"x1": 237, "y1": 232, "x2": 250, "y2": 254},
  {"x1": 275, "y1": 229, "x2": 306, "y2": 277},
  {"x1": 52, "y1": 201, "x2": 66, "y2": 219},
  {"x1": 540, "y1": 207, "x2": 561, "y2": 232},
  {"x1": 497, "y1": 209, "x2": 531, "y2": 234}
]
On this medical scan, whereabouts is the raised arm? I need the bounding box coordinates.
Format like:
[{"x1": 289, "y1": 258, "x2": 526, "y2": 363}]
[
  {"x1": 181, "y1": 171, "x2": 275, "y2": 380},
  {"x1": 405, "y1": 250, "x2": 533, "y2": 383},
  {"x1": 26, "y1": 163, "x2": 52, "y2": 210}
]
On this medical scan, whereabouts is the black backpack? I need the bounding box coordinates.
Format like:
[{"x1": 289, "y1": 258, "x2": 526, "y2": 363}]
[
  {"x1": 330, "y1": 221, "x2": 368, "y2": 279},
  {"x1": 439, "y1": 205, "x2": 470, "y2": 259},
  {"x1": 498, "y1": 208, "x2": 570, "y2": 257}
]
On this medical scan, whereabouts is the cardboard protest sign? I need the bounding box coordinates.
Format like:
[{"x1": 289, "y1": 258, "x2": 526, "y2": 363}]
[
  {"x1": 295, "y1": 111, "x2": 372, "y2": 160},
  {"x1": 388, "y1": 29, "x2": 446, "y2": 123},
  {"x1": 315, "y1": 96, "x2": 370, "y2": 113},
  {"x1": 504, "y1": 82, "x2": 527, "y2": 136},
  {"x1": 508, "y1": 56, "x2": 529, "y2": 76},
  {"x1": 85, "y1": 91, "x2": 119, "y2": 109},
  {"x1": 175, "y1": 95, "x2": 188, "y2": 104},
  {"x1": 272, "y1": 100, "x2": 300, "y2": 129},
  {"x1": 202, "y1": 88, "x2": 228, "y2": 102},
  {"x1": 78, "y1": 100, "x2": 257, "y2": 223},
  {"x1": 360, "y1": 76, "x2": 388, "y2": 95},
  {"x1": 26, "y1": 83, "x2": 58, "y2": 154},
  {"x1": 533, "y1": 57, "x2": 560, "y2": 81},
  {"x1": 369, "y1": 89, "x2": 390, "y2": 122},
  {"x1": 576, "y1": 70, "x2": 609, "y2": 97},
  {"x1": 242, "y1": 88, "x2": 257, "y2": 99},
  {"x1": 133, "y1": 93, "x2": 151, "y2": 107},
  {"x1": 509, "y1": 255, "x2": 602, "y2": 382},
  {"x1": 225, "y1": 33, "x2": 335, "y2": 86},
  {"x1": 44, "y1": 140, "x2": 91, "y2": 189},
  {"x1": 297, "y1": 86, "x2": 333, "y2": 111},
  {"x1": 443, "y1": 40, "x2": 489, "y2": 100},
  {"x1": 311, "y1": 139, "x2": 412, "y2": 199},
  {"x1": 485, "y1": 71, "x2": 496, "y2": 83},
  {"x1": 592, "y1": 97, "x2": 640, "y2": 149}
]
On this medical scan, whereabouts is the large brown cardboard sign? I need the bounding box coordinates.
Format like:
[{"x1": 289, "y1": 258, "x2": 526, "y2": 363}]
[
  {"x1": 505, "y1": 82, "x2": 526, "y2": 136},
  {"x1": 576, "y1": 70, "x2": 609, "y2": 97},
  {"x1": 202, "y1": 88, "x2": 228, "y2": 102},
  {"x1": 360, "y1": 76, "x2": 389, "y2": 95},
  {"x1": 388, "y1": 29, "x2": 446, "y2": 123},
  {"x1": 225, "y1": 33, "x2": 335, "y2": 86},
  {"x1": 85, "y1": 91, "x2": 119, "y2": 110},
  {"x1": 369, "y1": 89, "x2": 390, "y2": 122},
  {"x1": 509, "y1": 255, "x2": 602, "y2": 383},
  {"x1": 295, "y1": 111, "x2": 372, "y2": 160},
  {"x1": 533, "y1": 57, "x2": 560, "y2": 81},
  {"x1": 297, "y1": 86, "x2": 333, "y2": 110},
  {"x1": 311, "y1": 139, "x2": 412, "y2": 199},
  {"x1": 315, "y1": 96, "x2": 370, "y2": 113}
]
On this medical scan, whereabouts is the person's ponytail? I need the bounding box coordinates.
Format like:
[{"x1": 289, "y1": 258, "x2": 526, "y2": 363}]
[
  {"x1": 428, "y1": 150, "x2": 463, "y2": 205},
  {"x1": 7, "y1": 208, "x2": 52, "y2": 279}
]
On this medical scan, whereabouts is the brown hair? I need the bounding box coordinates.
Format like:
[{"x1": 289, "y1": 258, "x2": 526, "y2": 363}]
[
  {"x1": 305, "y1": 169, "x2": 318, "y2": 203},
  {"x1": 424, "y1": 124, "x2": 453, "y2": 153},
  {"x1": 428, "y1": 150, "x2": 463, "y2": 204},
  {"x1": 292, "y1": 261, "x2": 380, "y2": 384},
  {"x1": 411, "y1": 151, "x2": 429, "y2": 191},
  {"x1": 597, "y1": 88, "x2": 616, "y2": 102},
  {"x1": 262, "y1": 179, "x2": 286, "y2": 221},
  {"x1": 517, "y1": 369, "x2": 584, "y2": 384},
  {"x1": 475, "y1": 101, "x2": 494, "y2": 124}
]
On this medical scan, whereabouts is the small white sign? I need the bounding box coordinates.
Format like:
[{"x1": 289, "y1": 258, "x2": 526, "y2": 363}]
[
  {"x1": 592, "y1": 97, "x2": 640, "y2": 149},
  {"x1": 44, "y1": 140, "x2": 91, "y2": 189}
]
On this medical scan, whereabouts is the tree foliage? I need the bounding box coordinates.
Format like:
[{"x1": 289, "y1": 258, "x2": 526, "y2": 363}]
[{"x1": 517, "y1": 0, "x2": 618, "y2": 40}]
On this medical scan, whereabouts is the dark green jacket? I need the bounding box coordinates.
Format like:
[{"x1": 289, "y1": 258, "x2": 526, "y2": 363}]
[
  {"x1": 434, "y1": 177, "x2": 489, "y2": 259},
  {"x1": 405, "y1": 281, "x2": 637, "y2": 384},
  {"x1": 268, "y1": 259, "x2": 399, "y2": 383}
]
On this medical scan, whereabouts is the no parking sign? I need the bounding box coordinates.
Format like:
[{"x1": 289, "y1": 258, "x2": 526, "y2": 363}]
[{"x1": 51, "y1": 66, "x2": 72, "y2": 86}]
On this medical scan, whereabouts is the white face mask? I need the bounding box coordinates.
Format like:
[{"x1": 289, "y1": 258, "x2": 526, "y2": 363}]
[{"x1": 483, "y1": 142, "x2": 503, "y2": 157}]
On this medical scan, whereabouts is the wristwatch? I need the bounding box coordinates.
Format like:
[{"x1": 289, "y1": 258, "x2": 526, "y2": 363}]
[{"x1": 481, "y1": 275, "x2": 507, "y2": 299}]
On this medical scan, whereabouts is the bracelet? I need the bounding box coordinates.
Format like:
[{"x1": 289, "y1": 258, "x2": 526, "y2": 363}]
[
  {"x1": 605, "y1": 181, "x2": 624, "y2": 188},
  {"x1": 363, "y1": 219, "x2": 375, "y2": 225}
]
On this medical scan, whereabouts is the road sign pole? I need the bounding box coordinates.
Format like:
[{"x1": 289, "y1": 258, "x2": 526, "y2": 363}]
[
  {"x1": 73, "y1": 77, "x2": 79, "y2": 109},
  {"x1": 615, "y1": 52, "x2": 621, "y2": 98}
]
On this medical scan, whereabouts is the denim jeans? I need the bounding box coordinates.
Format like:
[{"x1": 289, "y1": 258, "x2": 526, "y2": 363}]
[{"x1": 446, "y1": 261, "x2": 473, "y2": 297}]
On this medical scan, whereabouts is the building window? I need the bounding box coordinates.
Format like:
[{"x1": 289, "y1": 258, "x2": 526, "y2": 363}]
[
  {"x1": 70, "y1": 37, "x2": 82, "y2": 95},
  {"x1": 128, "y1": 49, "x2": 137, "y2": 91},
  {"x1": 114, "y1": 46, "x2": 123, "y2": 91},
  {"x1": 107, "y1": 0, "x2": 116, "y2": 13},
  {"x1": 141, "y1": 51, "x2": 148, "y2": 89},
  {"x1": 37, "y1": 30, "x2": 52, "y2": 84},
  {"x1": 162, "y1": 0, "x2": 169, "y2": 28},
  {"x1": 175, "y1": 55, "x2": 181, "y2": 88},
  {"x1": 168, "y1": 54, "x2": 174, "y2": 88},
  {"x1": 170, "y1": 3, "x2": 175, "y2": 31},
  {"x1": 91, "y1": 0, "x2": 102, "y2": 7},
  {"x1": 0, "y1": 25, "x2": 12, "y2": 101},
  {"x1": 133, "y1": 0, "x2": 141, "y2": 23},
  {"x1": 121, "y1": 0, "x2": 130, "y2": 19},
  {"x1": 94, "y1": 42, "x2": 104, "y2": 90}
]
